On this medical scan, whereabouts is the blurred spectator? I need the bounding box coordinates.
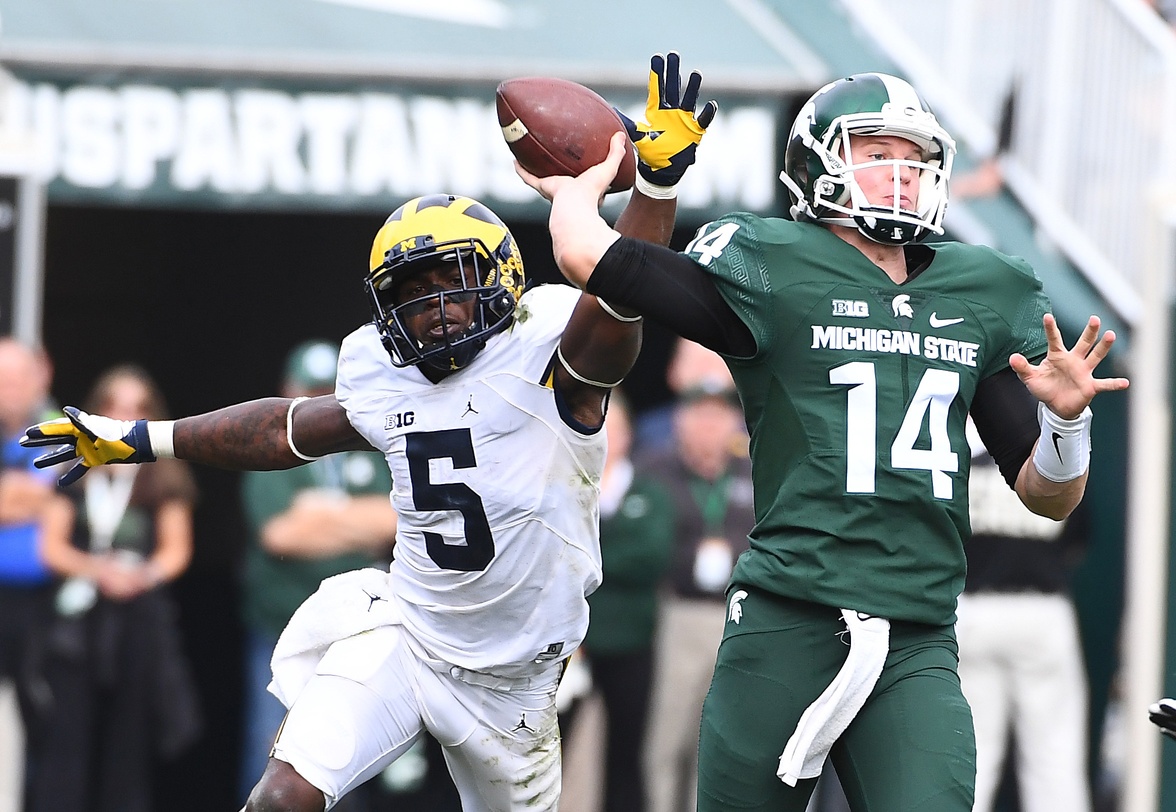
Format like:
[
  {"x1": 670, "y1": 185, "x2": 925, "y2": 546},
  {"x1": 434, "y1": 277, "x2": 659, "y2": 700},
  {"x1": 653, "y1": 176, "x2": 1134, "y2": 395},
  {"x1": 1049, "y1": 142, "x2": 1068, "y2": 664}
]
[
  {"x1": 633, "y1": 337, "x2": 735, "y2": 454},
  {"x1": 237, "y1": 340, "x2": 397, "y2": 810},
  {"x1": 26, "y1": 364, "x2": 202, "y2": 812},
  {"x1": 642, "y1": 354, "x2": 754, "y2": 812},
  {"x1": 956, "y1": 423, "x2": 1093, "y2": 812},
  {"x1": 560, "y1": 390, "x2": 674, "y2": 812},
  {"x1": 0, "y1": 338, "x2": 57, "y2": 812}
]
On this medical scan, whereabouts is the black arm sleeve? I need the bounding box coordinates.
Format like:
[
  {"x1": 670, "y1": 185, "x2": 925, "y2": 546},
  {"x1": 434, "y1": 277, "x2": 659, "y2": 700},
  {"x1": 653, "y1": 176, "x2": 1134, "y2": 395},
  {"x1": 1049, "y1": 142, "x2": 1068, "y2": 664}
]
[
  {"x1": 970, "y1": 367, "x2": 1040, "y2": 488},
  {"x1": 585, "y1": 237, "x2": 756, "y2": 357}
]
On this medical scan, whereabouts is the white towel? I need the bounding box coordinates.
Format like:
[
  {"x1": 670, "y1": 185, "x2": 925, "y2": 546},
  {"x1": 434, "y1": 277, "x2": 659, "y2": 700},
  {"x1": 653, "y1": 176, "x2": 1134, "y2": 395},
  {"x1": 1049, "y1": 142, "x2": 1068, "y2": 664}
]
[
  {"x1": 777, "y1": 608, "x2": 890, "y2": 786},
  {"x1": 267, "y1": 567, "x2": 399, "y2": 708}
]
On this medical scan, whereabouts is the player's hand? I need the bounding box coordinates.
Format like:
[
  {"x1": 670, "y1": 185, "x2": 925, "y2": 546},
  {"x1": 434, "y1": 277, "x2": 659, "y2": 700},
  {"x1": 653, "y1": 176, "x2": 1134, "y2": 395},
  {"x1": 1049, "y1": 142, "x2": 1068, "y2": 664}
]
[
  {"x1": 515, "y1": 132, "x2": 629, "y2": 290},
  {"x1": 1009, "y1": 314, "x2": 1129, "y2": 419},
  {"x1": 20, "y1": 406, "x2": 157, "y2": 487},
  {"x1": 1150, "y1": 698, "x2": 1176, "y2": 740},
  {"x1": 515, "y1": 130, "x2": 629, "y2": 208},
  {"x1": 615, "y1": 52, "x2": 717, "y2": 196}
]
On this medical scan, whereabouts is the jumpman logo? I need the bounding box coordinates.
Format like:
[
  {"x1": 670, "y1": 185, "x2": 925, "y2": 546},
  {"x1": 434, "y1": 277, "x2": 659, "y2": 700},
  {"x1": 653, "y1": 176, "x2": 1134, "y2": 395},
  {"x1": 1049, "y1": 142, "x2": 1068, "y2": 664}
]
[
  {"x1": 462, "y1": 396, "x2": 479, "y2": 418},
  {"x1": 362, "y1": 589, "x2": 386, "y2": 612},
  {"x1": 512, "y1": 714, "x2": 534, "y2": 734}
]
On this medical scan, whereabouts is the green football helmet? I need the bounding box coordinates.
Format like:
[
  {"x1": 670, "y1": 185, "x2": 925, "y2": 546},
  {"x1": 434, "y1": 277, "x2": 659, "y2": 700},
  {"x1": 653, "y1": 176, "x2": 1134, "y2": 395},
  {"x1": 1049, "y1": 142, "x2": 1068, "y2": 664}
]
[{"x1": 781, "y1": 73, "x2": 956, "y2": 245}]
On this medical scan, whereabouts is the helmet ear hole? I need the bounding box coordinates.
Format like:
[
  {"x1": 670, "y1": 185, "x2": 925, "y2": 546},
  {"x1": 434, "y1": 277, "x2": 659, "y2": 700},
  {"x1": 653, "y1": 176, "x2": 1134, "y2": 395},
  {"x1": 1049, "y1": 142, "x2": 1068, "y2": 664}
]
[{"x1": 488, "y1": 289, "x2": 512, "y2": 316}]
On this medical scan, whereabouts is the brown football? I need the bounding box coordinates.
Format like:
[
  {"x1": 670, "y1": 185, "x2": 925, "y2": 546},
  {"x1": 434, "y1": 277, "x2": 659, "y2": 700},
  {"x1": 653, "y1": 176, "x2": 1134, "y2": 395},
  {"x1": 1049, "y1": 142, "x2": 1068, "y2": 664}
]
[{"x1": 496, "y1": 76, "x2": 636, "y2": 194}]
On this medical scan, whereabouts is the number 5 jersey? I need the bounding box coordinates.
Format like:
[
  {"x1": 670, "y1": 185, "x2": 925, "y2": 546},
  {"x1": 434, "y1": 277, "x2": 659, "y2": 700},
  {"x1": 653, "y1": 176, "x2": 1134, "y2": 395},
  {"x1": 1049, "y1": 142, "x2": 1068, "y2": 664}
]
[{"x1": 336, "y1": 284, "x2": 605, "y2": 677}]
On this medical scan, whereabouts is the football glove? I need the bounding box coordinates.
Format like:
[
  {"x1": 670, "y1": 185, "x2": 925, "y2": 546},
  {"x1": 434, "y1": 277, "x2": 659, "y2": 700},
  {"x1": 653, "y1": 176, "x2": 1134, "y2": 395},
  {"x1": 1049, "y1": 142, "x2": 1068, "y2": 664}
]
[
  {"x1": 616, "y1": 52, "x2": 718, "y2": 198},
  {"x1": 20, "y1": 406, "x2": 156, "y2": 487},
  {"x1": 1150, "y1": 697, "x2": 1176, "y2": 740}
]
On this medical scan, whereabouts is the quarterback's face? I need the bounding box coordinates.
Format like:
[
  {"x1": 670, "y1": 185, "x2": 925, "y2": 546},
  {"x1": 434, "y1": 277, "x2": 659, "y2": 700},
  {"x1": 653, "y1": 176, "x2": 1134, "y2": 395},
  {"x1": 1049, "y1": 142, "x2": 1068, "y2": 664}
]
[
  {"x1": 392, "y1": 262, "x2": 479, "y2": 348},
  {"x1": 844, "y1": 134, "x2": 923, "y2": 213}
]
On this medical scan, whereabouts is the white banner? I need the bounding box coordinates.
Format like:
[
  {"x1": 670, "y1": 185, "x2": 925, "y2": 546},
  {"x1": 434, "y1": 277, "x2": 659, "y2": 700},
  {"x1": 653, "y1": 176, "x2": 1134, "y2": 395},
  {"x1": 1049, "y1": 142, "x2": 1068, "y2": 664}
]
[{"x1": 1, "y1": 78, "x2": 780, "y2": 217}]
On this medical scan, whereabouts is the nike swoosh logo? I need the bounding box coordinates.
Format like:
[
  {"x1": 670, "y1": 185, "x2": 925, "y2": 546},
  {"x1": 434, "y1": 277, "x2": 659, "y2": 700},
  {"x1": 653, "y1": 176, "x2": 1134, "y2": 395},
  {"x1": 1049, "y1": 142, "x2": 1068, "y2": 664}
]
[
  {"x1": 928, "y1": 313, "x2": 964, "y2": 328},
  {"x1": 1052, "y1": 431, "x2": 1064, "y2": 461}
]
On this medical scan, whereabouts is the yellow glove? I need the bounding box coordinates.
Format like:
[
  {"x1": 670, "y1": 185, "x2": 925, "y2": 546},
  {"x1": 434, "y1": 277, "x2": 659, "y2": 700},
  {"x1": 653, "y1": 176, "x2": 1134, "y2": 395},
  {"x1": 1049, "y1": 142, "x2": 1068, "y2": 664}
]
[
  {"x1": 615, "y1": 52, "x2": 718, "y2": 198},
  {"x1": 20, "y1": 406, "x2": 158, "y2": 486}
]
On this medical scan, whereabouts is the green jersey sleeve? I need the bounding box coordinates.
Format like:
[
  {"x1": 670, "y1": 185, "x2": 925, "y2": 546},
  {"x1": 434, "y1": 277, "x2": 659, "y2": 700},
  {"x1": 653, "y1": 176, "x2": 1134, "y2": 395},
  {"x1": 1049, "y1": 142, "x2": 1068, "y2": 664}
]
[{"x1": 681, "y1": 212, "x2": 780, "y2": 359}]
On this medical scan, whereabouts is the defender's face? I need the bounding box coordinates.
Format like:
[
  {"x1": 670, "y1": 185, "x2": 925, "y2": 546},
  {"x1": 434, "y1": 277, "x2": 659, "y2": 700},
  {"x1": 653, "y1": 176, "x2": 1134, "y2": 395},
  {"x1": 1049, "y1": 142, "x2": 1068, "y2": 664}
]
[
  {"x1": 392, "y1": 262, "x2": 480, "y2": 349},
  {"x1": 844, "y1": 133, "x2": 924, "y2": 213}
]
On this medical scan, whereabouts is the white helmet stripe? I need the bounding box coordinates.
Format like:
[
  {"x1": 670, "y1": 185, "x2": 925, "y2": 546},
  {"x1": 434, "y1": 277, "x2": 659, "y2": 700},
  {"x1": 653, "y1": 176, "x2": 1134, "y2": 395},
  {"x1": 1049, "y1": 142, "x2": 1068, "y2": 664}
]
[{"x1": 873, "y1": 73, "x2": 925, "y2": 112}]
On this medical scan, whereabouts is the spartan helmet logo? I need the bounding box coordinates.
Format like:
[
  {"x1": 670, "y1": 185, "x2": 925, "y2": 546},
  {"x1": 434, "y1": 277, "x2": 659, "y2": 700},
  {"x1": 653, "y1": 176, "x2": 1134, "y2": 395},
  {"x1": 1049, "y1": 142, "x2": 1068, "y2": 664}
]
[
  {"x1": 891, "y1": 294, "x2": 914, "y2": 319},
  {"x1": 728, "y1": 589, "x2": 749, "y2": 624}
]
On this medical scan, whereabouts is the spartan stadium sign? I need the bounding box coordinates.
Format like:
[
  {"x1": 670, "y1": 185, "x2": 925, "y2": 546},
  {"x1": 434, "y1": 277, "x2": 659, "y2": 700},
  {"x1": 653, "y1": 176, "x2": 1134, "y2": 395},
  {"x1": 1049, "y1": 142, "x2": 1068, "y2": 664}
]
[{"x1": 0, "y1": 78, "x2": 778, "y2": 216}]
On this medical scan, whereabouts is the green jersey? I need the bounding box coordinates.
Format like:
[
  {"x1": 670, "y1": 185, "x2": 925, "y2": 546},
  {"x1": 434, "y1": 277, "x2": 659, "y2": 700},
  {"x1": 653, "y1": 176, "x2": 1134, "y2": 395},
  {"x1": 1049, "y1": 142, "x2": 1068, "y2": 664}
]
[
  {"x1": 684, "y1": 214, "x2": 1049, "y2": 624},
  {"x1": 241, "y1": 451, "x2": 393, "y2": 636}
]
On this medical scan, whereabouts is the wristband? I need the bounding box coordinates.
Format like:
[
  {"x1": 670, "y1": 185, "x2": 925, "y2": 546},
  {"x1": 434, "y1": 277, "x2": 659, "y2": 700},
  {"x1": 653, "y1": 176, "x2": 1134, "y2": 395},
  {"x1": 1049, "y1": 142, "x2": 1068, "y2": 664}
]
[
  {"x1": 635, "y1": 173, "x2": 679, "y2": 200},
  {"x1": 1032, "y1": 404, "x2": 1092, "y2": 482},
  {"x1": 286, "y1": 397, "x2": 324, "y2": 461},
  {"x1": 146, "y1": 420, "x2": 175, "y2": 459},
  {"x1": 121, "y1": 420, "x2": 157, "y2": 462}
]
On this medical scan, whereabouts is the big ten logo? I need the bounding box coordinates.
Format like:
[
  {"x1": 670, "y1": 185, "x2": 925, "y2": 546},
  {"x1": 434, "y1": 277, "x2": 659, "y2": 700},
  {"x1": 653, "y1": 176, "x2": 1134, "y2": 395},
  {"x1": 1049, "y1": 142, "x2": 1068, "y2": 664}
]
[
  {"x1": 384, "y1": 411, "x2": 415, "y2": 430},
  {"x1": 831, "y1": 299, "x2": 869, "y2": 318}
]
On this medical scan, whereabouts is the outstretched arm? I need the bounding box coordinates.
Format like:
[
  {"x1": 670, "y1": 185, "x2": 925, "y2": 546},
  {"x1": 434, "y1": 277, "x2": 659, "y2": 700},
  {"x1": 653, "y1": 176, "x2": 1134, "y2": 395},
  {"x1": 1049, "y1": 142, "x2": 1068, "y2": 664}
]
[
  {"x1": 521, "y1": 132, "x2": 629, "y2": 291},
  {"x1": 1011, "y1": 314, "x2": 1129, "y2": 519},
  {"x1": 612, "y1": 51, "x2": 717, "y2": 248},
  {"x1": 524, "y1": 52, "x2": 717, "y2": 429},
  {"x1": 530, "y1": 50, "x2": 717, "y2": 291},
  {"x1": 22, "y1": 395, "x2": 372, "y2": 486},
  {"x1": 613, "y1": 191, "x2": 676, "y2": 248},
  {"x1": 526, "y1": 135, "x2": 643, "y2": 428},
  {"x1": 173, "y1": 396, "x2": 370, "y2": 467}
]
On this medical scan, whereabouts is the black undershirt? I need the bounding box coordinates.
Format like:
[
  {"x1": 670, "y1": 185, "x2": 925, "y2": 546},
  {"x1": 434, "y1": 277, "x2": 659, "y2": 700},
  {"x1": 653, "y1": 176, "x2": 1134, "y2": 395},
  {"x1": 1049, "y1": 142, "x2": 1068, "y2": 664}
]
[{"x1": 587, "y1": 237, "x2": 1040, "y2": 487}]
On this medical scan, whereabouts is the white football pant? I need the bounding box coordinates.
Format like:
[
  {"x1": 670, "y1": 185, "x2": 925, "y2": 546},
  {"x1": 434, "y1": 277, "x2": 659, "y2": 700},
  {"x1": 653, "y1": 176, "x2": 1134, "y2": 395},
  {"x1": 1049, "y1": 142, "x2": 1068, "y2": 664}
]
[{"x1": 273, "y1": 624, "x2": 563, "y2": 811}]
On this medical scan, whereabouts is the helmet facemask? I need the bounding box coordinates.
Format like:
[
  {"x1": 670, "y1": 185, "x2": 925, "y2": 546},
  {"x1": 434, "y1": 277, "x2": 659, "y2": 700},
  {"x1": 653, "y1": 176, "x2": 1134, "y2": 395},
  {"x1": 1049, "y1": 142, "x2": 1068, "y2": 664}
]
[
  {"x1": 365, "y1": 195, "x2": 524, "y2": 374},
  {"x1": 780, "y1": 74, "x2": 957, "y2": 245}
]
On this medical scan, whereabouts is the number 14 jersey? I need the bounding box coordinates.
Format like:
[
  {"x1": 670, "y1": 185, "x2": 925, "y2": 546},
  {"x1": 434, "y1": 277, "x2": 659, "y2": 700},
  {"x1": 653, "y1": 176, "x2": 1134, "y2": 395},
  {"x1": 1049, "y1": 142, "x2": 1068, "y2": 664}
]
[{"x1": 686, "y1": 214, "x2": 1050, "y2": 625}]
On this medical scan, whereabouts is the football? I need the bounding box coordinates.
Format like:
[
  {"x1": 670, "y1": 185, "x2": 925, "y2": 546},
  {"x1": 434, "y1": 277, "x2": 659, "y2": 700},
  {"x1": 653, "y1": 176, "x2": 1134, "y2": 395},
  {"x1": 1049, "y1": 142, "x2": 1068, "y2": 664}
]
[{"x1": 496, "y1": 77, "x2": 636, "y2": 194}]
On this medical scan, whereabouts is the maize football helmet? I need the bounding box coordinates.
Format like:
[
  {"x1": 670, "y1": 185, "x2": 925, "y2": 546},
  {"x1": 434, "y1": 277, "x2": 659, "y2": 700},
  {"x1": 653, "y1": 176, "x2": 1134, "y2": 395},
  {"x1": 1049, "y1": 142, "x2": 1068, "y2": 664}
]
[
  {"x1": 780, "y1": 73, "x2": 956, "y2": 245},
  {"x1": 366, "y1": 194, "x2": 525, "y2": 372}
]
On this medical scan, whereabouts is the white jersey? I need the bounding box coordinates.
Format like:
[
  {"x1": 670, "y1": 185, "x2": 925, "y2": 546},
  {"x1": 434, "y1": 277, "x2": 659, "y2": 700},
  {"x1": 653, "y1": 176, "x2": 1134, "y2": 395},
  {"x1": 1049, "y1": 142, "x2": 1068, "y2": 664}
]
[{"x1": 336, "y1": 284, "x2": 605, "y2": 677}]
